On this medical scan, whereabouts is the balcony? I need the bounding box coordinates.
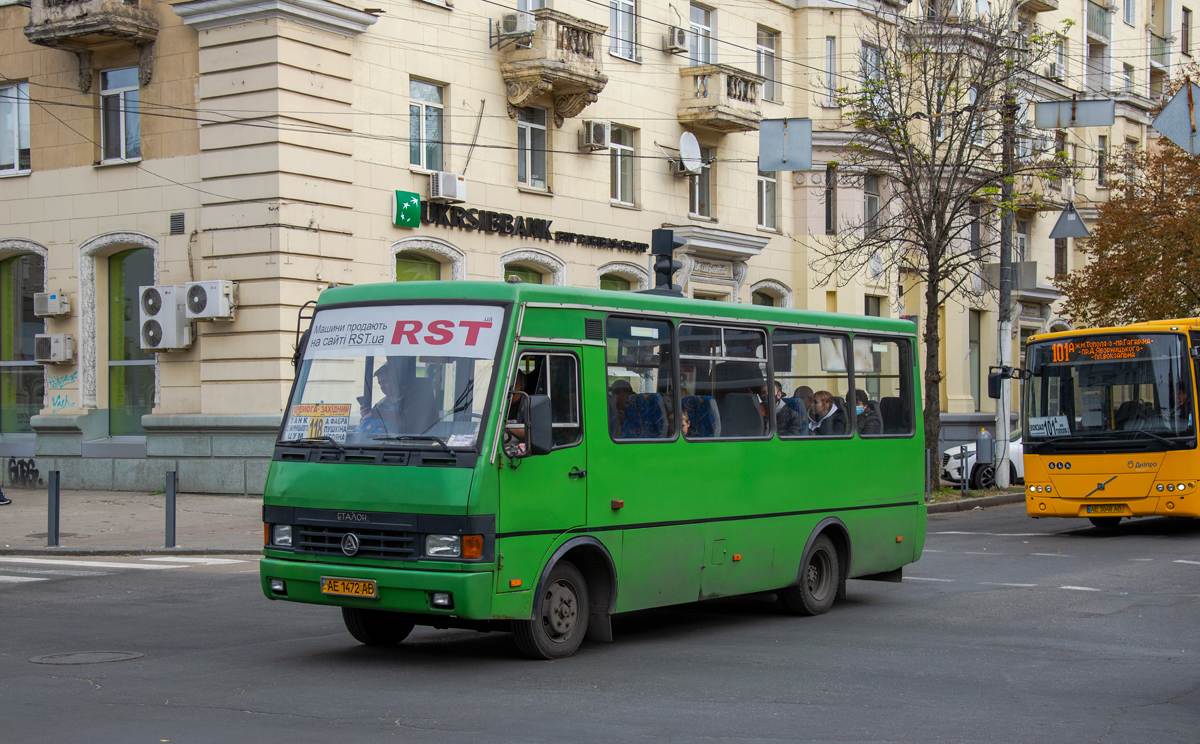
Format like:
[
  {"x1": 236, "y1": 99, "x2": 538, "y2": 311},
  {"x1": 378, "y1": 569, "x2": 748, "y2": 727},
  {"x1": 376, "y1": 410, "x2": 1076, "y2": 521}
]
[
  {"x1": 1151, "y1": 32, "x2": 1169, "y2": 68},
  {"x1": 1022, "y1": 0, "x2": 1059, "y2": 11},
  {"x1": 1086, "y1": 1, "x2": 1110, "y2": 41},
  {"x1": 497, "y1": 9, "x2": 607, "y2": 127},
  {"x1": 25, "y1": 0, "x2": 158, "y2": 50},
  {"x1": 678, "y1": 64, "x2": 764, "y2": 134}
]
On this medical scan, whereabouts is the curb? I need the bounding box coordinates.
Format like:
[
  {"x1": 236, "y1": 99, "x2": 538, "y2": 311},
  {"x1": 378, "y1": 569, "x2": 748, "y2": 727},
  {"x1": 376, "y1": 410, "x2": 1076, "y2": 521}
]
[
  {"x1": 0, "y1": 548, "x2": 261, "y2": 556},
  {"x1": 927, "y1": 493, "x2": 1025, "y2": 514}
]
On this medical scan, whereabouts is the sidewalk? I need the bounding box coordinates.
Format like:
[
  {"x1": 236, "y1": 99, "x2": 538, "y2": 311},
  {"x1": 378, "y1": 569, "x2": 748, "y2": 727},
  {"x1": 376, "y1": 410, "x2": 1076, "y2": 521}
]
[{"x1": 0, "y1": 487, "x2": 262, "y2": 555}]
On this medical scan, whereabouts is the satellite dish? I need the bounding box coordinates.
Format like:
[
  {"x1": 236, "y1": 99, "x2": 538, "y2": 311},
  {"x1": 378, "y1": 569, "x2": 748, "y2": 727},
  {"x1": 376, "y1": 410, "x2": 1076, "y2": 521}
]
[{"x1": 679, "y1": 132, "x2": 703, "y2": 174}]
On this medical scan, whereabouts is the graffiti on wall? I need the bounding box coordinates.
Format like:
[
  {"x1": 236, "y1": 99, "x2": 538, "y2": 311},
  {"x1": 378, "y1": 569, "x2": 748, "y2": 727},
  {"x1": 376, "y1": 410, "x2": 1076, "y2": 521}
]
[
  {"x1": 8, "y1": 458, "x2": 42, "y2": 487},
  {"x1": 47, "y1": 371, "x2": 78, "y2": 390}
]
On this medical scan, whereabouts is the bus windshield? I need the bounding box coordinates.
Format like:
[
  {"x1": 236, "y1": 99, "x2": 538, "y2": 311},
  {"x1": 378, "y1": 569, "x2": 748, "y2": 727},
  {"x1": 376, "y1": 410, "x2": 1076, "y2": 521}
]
[
  {"x1": 1024, "y1": 333, "x2": 1194, "y2": 445},
  {"x1": 281, "y1": 304, "x2": 504, "y2": 449}
]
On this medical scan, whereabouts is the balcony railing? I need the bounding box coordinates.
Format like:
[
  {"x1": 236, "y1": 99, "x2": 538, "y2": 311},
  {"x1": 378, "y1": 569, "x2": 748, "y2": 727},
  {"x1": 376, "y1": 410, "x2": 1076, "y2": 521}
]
[
  {"x1": 1086, "y1": 1, "x2": 1109, "y2": 40},
  {"x1": 24, "y1": 0, "x2": 158, "y2": 49},
  {"x1": 678, "y1": 64, "x2": 764, "y2": 134},
  {"x1": 497, "y1": 9, "x2": 608, "y2": 127},
  {"x1": 1151, "y1": 32, "x2": 1169, "y2": 67}
]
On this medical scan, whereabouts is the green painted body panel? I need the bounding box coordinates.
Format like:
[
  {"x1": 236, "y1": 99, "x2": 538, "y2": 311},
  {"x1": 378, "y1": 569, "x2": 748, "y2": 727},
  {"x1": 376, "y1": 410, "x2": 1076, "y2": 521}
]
[{"x1": 261, "y1": 281, "x2": 926, "y2": 626}]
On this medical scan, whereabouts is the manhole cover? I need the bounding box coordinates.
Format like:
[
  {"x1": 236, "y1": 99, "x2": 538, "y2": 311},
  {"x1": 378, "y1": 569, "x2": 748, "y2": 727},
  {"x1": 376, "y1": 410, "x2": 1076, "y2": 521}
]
[{"x1": 29, "y1": 651, "x2": 144, "y2": 665}]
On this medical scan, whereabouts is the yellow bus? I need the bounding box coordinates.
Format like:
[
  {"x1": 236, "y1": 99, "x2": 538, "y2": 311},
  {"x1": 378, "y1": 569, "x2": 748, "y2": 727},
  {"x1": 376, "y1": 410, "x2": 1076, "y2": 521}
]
[{"x1": 1022, "y1": 319, "x2": 1199, "y2": 528}]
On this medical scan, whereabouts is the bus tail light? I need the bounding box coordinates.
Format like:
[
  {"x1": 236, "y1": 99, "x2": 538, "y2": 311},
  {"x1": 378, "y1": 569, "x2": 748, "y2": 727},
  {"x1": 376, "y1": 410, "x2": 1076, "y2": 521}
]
[{"x1": 462, "y1": 535, "x2": 483, "y2": 559}]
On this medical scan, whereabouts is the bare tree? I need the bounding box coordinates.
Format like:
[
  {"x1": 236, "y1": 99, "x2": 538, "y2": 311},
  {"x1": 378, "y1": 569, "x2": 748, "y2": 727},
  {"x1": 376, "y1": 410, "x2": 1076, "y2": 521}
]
[{"x1": 810, "y1": 1, "x2": 1062, "y2": 482}]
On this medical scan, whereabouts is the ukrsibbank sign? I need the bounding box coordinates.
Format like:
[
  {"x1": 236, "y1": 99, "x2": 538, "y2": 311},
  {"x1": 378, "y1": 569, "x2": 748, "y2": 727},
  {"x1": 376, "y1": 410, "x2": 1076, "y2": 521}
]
[{"x1": 392, "y1": 190, "x2": 648, "y2": 253}]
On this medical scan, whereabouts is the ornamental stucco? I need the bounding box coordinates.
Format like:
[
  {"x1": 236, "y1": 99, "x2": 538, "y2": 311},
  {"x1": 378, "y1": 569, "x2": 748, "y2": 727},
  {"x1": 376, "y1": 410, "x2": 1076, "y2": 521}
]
[
  {"x1": 500, "y1": 248, "x2": 567, "y2": 286},
  {"x1": 391, "y1": 237, "x2": 467, "y2": 281}
]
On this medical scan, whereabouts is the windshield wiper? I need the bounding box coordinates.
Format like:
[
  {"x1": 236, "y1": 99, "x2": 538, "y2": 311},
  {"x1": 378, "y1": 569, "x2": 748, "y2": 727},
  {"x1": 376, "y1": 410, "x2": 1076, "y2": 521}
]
[
  {"x1": 1126, "y1": 429, "x2": 1181, "y2": 446},
  {"x1": 373, "y1": 434, "x2": 454, "y2": 455},
  {"x1": 295, "y1": 436, "x2": 344, "y2": 453}
]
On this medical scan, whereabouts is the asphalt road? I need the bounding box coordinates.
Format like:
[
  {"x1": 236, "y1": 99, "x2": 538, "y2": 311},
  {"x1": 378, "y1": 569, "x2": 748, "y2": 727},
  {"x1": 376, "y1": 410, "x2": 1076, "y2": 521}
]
[{"x1": 2, "y1": 504, "x2": 1198, "y2": 743}]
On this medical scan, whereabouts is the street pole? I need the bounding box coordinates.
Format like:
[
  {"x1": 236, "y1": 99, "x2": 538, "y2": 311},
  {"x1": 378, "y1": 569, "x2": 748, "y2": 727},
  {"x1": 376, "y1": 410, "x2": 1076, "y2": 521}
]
[{"x1": 995, "y1": 91, "x2": 1017, "y2": 490}]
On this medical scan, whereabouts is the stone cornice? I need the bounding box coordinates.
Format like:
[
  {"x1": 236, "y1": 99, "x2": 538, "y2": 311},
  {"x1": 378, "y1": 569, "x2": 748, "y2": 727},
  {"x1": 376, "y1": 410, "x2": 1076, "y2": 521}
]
[{"x1": 173, "y1": 0, "x2": 379, "y2": 36}]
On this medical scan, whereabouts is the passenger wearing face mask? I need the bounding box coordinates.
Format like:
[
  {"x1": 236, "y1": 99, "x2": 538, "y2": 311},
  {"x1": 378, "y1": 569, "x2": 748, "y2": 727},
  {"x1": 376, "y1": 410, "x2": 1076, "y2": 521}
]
[
  {"x1": 761, "y1": 381, "x2": 805, "y2": 437},
  {"x1": 855, "y1": 389, "x2": 884, "y2": 436}
]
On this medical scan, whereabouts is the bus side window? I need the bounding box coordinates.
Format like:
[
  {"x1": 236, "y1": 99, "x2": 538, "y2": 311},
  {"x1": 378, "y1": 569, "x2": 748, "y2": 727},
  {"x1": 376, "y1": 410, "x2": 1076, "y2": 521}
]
[
  {"x1": 771, "y1": 330, "x2": 852, "y2": 438},
  {"x1": 510, "y1": 353, "x2": 581, "y2": 450},
  {"x1": 851, "y1": 337, "x2": 913, "y2": 437},
  {"x1": 606, "y1": 317, "x2": 676, "y2": 441},
  {"x1": 679, "y1": 324, "x2": 769, "y2": 439}
]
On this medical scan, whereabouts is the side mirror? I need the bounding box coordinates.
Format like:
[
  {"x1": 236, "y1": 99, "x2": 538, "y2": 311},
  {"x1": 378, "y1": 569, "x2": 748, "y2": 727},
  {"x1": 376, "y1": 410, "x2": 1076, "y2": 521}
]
[{"x1": 527, "y1": 394, "x2": 553, "y2": 455}]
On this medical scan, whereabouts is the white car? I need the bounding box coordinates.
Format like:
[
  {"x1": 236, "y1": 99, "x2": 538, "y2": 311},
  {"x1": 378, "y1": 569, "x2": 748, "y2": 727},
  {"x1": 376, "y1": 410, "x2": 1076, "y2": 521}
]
[{"x1": 941, "y1": 432, "x2": 1024, "y2": 489}]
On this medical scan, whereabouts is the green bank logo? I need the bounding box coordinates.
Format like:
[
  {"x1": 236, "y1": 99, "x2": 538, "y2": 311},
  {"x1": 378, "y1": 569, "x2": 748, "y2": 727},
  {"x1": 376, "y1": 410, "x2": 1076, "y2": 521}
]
[{"x1": 392, "y1": 190, "x2": 421, "y2": 227}]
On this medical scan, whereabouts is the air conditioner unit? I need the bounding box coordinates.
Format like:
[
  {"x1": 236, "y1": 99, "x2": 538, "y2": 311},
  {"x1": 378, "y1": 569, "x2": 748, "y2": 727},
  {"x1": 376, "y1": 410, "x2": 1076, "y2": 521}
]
[
  {"x1": 34, "y1": 333, "x2": 73, "y2": 364},
  {"x1": 668, "y1": 159, "x2": 699, "y2": 178},
  {"x1": 429, "y1": 171, "x2": 467, "y2": 203},
  {"x1": 33, "y1": 292, "x2": 70, "y2": 317},
  {"x1": 1046, "y1": 63, "x2": 1063, "y2": 81},
  {"x1": 139, "y1": 285, "x2": 191, "y2": 351},
  {"x1": 184, "y1": 280, "x2": 237, "y2": 321},
  {"x1": 579, "y1": 120, "x2": 611, "y2": 151},
  {"x1": 663, "y1": 26, "x2": 688, "y2": 54},
  {"x1": 499, "y1": 11, "x2": 536, "y2": 36}
]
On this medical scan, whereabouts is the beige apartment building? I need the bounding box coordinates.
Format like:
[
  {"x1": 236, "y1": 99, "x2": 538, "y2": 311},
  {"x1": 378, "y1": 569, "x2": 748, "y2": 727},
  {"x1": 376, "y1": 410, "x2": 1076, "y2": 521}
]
[{"x1": 0, "y1": 0, "x2": 1189, "y2": 491}]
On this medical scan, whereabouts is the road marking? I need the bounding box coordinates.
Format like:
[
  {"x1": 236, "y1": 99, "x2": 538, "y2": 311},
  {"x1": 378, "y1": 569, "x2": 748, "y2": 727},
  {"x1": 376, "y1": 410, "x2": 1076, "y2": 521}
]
[
  {"x1": 932, "y1": 531, "x2": 1044, "y2": 536},
  {"x1": 964, "y1": 551, "x2": 999, "y2": 555},
  {"x1": 0, "y1": 568, "x2": 111, "y2": 577},
  {"x1": 1131, "y1": 558, "x2": 1154, "y2": 562},
  {"x1": 1032, "y1": 553, "x2": 1070, "y2": 557},
  {"x1": 906, "y1": 577, "x2": 955, "y2": 582},
  {"x1": 1060, "y1": 585, "x2": 1102, "y2": 592},
  {"x1": 141, "y1": 557, "x2": 246, "y2": 565},
  {"x1": 0, "y1": 557, "x2": 187, "y2": 570},
  {"x1": 0, "y1": 575, "x2": 47, "y2": 583},
  {"x1": 980, "y1": 582, "x2": 1037, "y2": 587},
  {"x1": 923, "y1": 549, "x2": 946, "y2": 553},
  {"x1": 1175, "y1": 560, "x2": 1200, "y2": 565}
]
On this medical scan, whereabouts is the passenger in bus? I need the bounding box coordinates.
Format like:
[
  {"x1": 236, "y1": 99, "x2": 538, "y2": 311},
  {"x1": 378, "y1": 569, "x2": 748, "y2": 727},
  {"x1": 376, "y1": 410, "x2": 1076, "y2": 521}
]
[
  {"x1": 608, "y1": 380, "x2": 634, "y2": 437},
  {"x1": 792, "y1": 385, "x2": 815, "y2": 416},
  {"x1": 357, "y1": 361, "x2": 439, "y2": 436},
  {"x1": 807, "y1": 390, "x2": 847, "y2": 436},
  {"x1": 762, "y1": 381, "x2": 805, "y2": 437},
  {"x1": 681, "y1": 410, "x2": 691, "y2": 436},
  {"x1": 855, "y1": 389, "x2": 883, "y2": 436},
  {"x1": 1167, "y1": 383, "x2": 1194, "y2": 431},
  {"x1": 503, "y1": 372, "x2": 530, "y2": 454}
]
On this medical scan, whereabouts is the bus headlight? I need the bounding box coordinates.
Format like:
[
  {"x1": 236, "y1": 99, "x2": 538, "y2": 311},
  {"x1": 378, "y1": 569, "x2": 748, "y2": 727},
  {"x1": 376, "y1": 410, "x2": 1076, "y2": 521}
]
[
  {"x1": 271, "y1": 524, "x2": 293, "y2": 547},
  {"x1": 426, "y1": 534, "x2": 462, "y2": 557}
]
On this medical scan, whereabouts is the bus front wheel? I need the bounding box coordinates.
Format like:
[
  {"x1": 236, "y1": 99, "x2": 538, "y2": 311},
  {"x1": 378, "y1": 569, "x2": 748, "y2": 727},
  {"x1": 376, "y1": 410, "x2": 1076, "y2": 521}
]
[
  {"x1": 342, "y1": 607, "x2": 415, "y2": 646},
  {"x1": 779, "y1": 534, "x2": 839, "y2": 617},
  {"x1": 513, "y1": 560, "x2": 590, "y2": 660}
]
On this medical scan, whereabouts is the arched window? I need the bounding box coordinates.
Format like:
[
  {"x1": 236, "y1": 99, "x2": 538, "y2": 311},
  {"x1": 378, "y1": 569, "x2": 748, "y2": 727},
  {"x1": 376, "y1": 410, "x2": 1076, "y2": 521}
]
[
  {"x1": 395, "y1": 252, "x2": 441, "y2": 282},
  {"x1": 504, "y1": 265, "x2": 543, "y2": 285},
  {"x1": 0, "y1": 254, "x2": 43, "y2": 432},
  {"x1": 752, "y1": 291, "x2": 776, "y2": 306},
  {"x1": 109, "y1": 248, "x2": 154, "y2": 436},
  {"x1": 599, "y1": 273, "x2": 631, "y2": 291}
]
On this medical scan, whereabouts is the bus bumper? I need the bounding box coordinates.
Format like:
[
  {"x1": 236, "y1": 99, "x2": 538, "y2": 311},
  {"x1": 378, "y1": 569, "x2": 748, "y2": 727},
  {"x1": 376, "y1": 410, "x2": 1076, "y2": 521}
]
[
  {"x1": 1025, "y1": 495, "x2": 1198, "y2": 519},
  {"x1": 260, "y1": 557, "x2": 494, "y2": 620}
]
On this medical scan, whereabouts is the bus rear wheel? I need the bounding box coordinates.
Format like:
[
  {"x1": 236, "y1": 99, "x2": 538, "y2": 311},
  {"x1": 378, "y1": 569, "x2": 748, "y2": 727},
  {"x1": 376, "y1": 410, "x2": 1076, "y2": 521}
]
[
  {"x1": 513, "y1": 560, "x2": 589, "y2": 660},
  {"x1": 779, "y1": 534, "x2": 839, "y2": 617},
  {"x1": 342, "y1": 607, "x2": 414, "y2": 646},
  {"x1": 1088, "y1": 516, "x2": 1123, "y2": 529}
]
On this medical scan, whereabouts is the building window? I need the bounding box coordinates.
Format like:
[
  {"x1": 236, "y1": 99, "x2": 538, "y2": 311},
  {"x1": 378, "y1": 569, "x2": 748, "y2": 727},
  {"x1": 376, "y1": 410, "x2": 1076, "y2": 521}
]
[
  {"x1": 757, "y1": 170, "x2": 777, "y2": 230},
  {"x1": 0, "y1": 254, "x2": 43, "y2": 433},
  {"x1": 864, "y1": 175, "x2": 881, "y2": 235},
  {"x1": 610, "y1": 0, "x2": 636, "y2": 60},
  {"x1": 505, "y1": 265, "x2": 543, "y2": 285},
  {"x1": 825, "y1": 37, "x2": 837, "y2": 105},
  {"x1": 864, "y1": 295, "x2": 882, "y2": 316},
  {"x1": 517, "y1": 107, "x2": 547, "y2": 189},
  {"x1": 1054, "y1": 238, "x2": 1068, "y2": 277},
  {"x1": 1097, "y1": 135, "x2": 1108, "y2": 185},
  {"x1": 1054, "y1": 37, "x2": 1067, "y2": 79},
  {"x1": 0, "y1": 83, "x2": 30, "y2": 175},
  {"x1": 409, "y1": 80, "x2": 444, "y2": 171},
  {"x1": 1125, "y1": 0, "x2": 1135, "y2": 26},
  {"x1": 100, "y1": 68, "x2": 140, "y2": 162},
  {"x1": 969, "y1": 202, "x2": 982, "y2": 259},
  {"x1": 861, "y1": 44, "x2": 884, "y2": 111},
  {"x1": 1185, "y1": 8, "x2": 1193, "y2": 56},
  {"x1": 969, "y1": 309, "x2": 981, "y2": 412},
  {"x1": 610, "y1": 125, "x2": 635, "y2": 205},
  {"x1": 689, "y1": 4, "x2": 713, "y2": 66},
  {"x1": 1014, "y1": 221, "x2": 1029, "y2": 262},
  {"x1": 752, "y1": 291, "x2": 776, "y2": 306},
  {"x1": 824, "y1": 163, "x2": 837, "y2": 235},
  {"x1": 396, "y1": 252, "x2": 440, "y2": 282},
  {"x1": 108, "y1": 248, "x2": 154, "y2": 436},
  {"x1": 600, "y1": 273, "x2": 631, "y2": 291},
  {"x1": 1123, "y1": 63, "x2": 1134, "y2": 93},
  {"x1": 689, "y1": 145, "x2": 712, "y2": 217},
  {"x1": 757, "y1": 28, "x2": 778, "y2": 102}
]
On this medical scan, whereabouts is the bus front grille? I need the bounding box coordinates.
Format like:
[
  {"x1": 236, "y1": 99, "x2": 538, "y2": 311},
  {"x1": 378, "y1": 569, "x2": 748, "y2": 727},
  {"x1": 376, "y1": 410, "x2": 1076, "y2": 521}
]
[{"x1": 295, "y1": 525, "x2": 417, "y2": 560}]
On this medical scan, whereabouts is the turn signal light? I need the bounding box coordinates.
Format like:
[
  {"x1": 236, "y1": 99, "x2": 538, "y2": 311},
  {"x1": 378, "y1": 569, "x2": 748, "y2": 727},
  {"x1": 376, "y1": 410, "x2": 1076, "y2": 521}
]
[
  {"x1": 896, "y1": 536, "x2": 903, "y2": 543},
  {"x1": 509, "y1": 578, "x2": 522, "y2": 588},
  {"x1": 732, "y1": 554, "x2": 742, "y2": 561},
  {"x1": 462, "y1": 534, "x2": 483, "y2": 560}
]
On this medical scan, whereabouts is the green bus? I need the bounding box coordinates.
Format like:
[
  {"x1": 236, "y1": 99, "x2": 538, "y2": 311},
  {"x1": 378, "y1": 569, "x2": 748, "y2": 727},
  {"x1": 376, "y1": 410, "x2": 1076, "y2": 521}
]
[{"x1": 260, "y1": 281, "x2": 926, "y2": 659}]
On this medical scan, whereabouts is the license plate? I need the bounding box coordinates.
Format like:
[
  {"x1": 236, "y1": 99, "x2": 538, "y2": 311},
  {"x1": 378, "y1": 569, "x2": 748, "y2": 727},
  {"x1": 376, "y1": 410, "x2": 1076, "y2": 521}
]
[
  {"x1": 320, "y1": 577, "x2": 377, "y2": 598},
  {"x1": 1086, "y1": 504, "x2": 1124, "y2": 514}
]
